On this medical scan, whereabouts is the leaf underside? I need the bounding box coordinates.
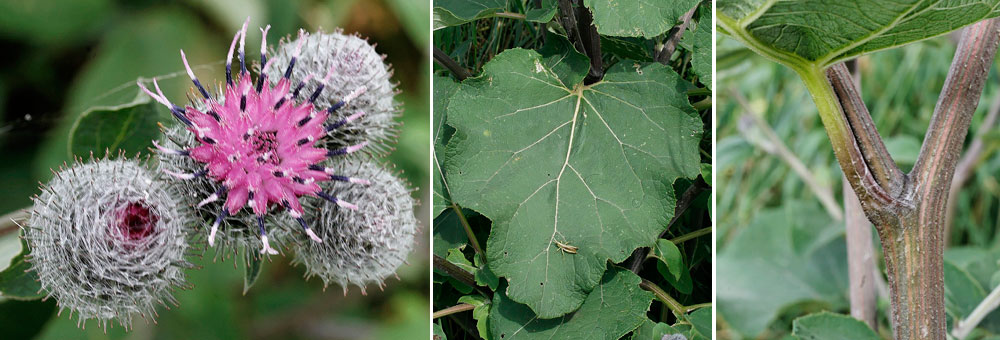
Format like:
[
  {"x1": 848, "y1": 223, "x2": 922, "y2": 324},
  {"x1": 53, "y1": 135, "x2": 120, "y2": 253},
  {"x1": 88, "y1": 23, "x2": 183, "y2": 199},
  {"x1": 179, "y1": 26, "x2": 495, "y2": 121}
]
[
  {"x1": 719, "y1": 0, "x2": 1000, "y2": 67},
  {"x1": 444, "y1": 45, "x2": 701, "y2": 318}
]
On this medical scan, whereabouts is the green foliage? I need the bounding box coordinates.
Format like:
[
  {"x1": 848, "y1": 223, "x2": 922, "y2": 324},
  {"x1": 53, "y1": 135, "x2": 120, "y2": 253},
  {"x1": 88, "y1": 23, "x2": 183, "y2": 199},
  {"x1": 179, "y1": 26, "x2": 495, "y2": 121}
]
[
  {"x1": 434, "y1": 1, "x2": 712, "y2": 338},
  {"x1": 0, "y1": 1, "x2": 430, "y2": 338},
  {"x1": 445, "y1": 48, "x2": 701, "y2": 318},
  {"x1": 791, "y1": 312, "x2": 880, "y2": 340},
  {"x1": 434, "y1": 0, "x2": 508, "y2": 29},
  {"x1": 68, "y1": 93, "x2": 161, "y2": 159},
  {"x1": 717, "y1": 203, "x2": 848, "y2": 338},
  {"x1": 583, "y1": 0, "x2": 699, "y2": 38},
  {"x1": 0, "y1": 233, "x2": 44, "y2": 300},
  {"x1": 488, "y1": 267, "x2": 652, "y2": 340},
  {"x1": 718, "y1": 0, "x2": 1000, "y2": 67}
]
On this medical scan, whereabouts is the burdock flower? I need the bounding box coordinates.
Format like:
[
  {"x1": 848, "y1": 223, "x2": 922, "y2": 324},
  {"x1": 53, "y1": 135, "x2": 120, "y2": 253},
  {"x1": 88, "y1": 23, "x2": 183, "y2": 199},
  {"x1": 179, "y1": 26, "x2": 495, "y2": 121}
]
[
  {"x1": 142, "y1": 18, "x2": 377, "y2": 255},
  {"x1": 26, "y1": 158, "x2": 190, "y2": 329},
  {"x1": 291, "y1": 160, "x2": 418, "y2": 294}
]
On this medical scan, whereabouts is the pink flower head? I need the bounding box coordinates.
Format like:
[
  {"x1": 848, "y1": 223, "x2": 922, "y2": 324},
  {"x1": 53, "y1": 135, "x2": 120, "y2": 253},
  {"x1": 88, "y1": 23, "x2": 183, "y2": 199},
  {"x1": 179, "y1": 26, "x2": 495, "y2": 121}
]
[{"x1": 139, "y1": 18, "x2": 370, "y2": 255}]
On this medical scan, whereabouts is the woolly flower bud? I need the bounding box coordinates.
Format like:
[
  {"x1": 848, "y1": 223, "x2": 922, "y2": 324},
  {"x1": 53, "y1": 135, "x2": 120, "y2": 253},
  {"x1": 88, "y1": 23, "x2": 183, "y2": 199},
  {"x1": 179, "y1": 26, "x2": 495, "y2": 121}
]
[
  {"x1": 26, "y1": 158, "x2": 191, "y2": 329},
  {"x1": 291, "y1": 160, "x2": 418, "y2": 294},
  {"x1": 265, "y1": 30, "x2": 400, "y2": 155}
]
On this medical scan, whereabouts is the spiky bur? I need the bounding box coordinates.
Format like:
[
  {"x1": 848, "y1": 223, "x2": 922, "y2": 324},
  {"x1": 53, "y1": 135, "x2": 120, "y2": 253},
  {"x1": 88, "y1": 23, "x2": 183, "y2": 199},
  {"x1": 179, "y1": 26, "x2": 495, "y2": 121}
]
[
  {"x1": 26, "y1": 158, "x2": 191, "y2": 330},
  {"x1": 141, "y1": 19, "x2": 379, "y2": 255},
  {"x1": 290, "y1": 159, "x2": 417, "y2": 294},
  {"x1": 263, "y1": 30, "x2": 400, "y2": 155}
]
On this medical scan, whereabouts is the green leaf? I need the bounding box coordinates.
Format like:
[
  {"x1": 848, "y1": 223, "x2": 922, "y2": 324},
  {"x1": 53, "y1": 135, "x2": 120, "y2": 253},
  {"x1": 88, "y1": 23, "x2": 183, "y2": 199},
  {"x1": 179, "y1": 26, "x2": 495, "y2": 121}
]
[
  {"x1": 0, "y1": 234, "x2": 43, "y2": 300},
  {"x1": 68, "y1": 92, "x2": 160, "y2": 159},
  {"x1": 630, "y1": 320, "x2": 685, "y2": 340},
  {"x1": 652, "y1": 239, "x2": 684, "y2": 280},
  {"x1": 583, "y1": 0, "x2": 699, "y2": 38},
  {"x1": 434, "y1": 0, "x2": 507, "y2": 30},
  {"x1": 942, "y1": 256, "x2": 1000, "y2": 331},
  {"x1": 434, "y1": 75, "x2": 461, "y2": 216},
  {"x1": 525, "y1": 0, "x2": 558, "y2": 23},
  {"x1": 458, "y1": 295, "x2": 493, "y2": 340},
  {"x1": 657, "y1": 256, "x2": 692, "y2": 294},
  {"x1": 717, "y1": 202, "x2": 848, "y2": 338},
  {"x1": 686, "y1": 307, "x2": 712, "y2": 340},
  {"x1": 791, "y1": 312, "x2": 880, "y2": 340},
  {"x1": 700, "y1": 163, "x2": 712, "y2": 186},
  {"x1": 684, "y1": 7, "x2": 712, "y2": 89},
  {"x1": 433, "y1": 208, "x2": 471, "y2": 258},
  {"x1": 600, "y1": 36, "x2": 655, "y2": 62},
  {"x1": 718, "y1": 0, "x2": 1000, "y2": 67},
  {"x1": 445, "y1": 47, "x2": 702, "y2": 318},
  {"x1": 473, "y1": 253, "x2": 499, "y2": 290},
  {"x1": 243, "y1": 252, "x2": 262, "y2": 295},
  {"x1": 489, "y1": 267, "x2": 652, "y2": 339},
  {"x1": 446, "y1": 248, "x2": 477, "y2": 273},
  {"x1": 35, "y1": 8, "x2": 218, "y2": 181},
  {"x1": 434, "y1": 321, "x2": 448, "y2": 340}
]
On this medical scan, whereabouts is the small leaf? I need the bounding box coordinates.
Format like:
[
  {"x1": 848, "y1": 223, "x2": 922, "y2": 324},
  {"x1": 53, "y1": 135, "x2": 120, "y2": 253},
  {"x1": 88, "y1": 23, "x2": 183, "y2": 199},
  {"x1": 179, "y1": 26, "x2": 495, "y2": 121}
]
[
  {"x1": 630, "y1": 320, "x2": 685, "y2": 340},
  {"x1": 68, "y1": 91, "x2": 161, "y2": 159},
  {"x1": 652, "y1": 239, "x2": 684, "y2": 280},
  {"x1": 686, "y1": 307, "x2": 712, "y2": 340},
  {"x1": 434, "y1": 321, "x2": 448, "y2": 340},
  {"x1": 446, "y1": 248, "x2": 477, "y2": 273},
  {"x1": 0, "y1": 234, "x2": 44, "y2": 300},
  {"x1": 433, "y1": 208, "x2": 472, "y2": 258},
  {"x1": 524, "y1": 0, "x2": 557, "y2": 23},
  {"x1": 433, "y1": 0, "x2": 507, "y2": 30},
  {"x1": 683, "y1": 7, "x2": 712, "y2": 89},
  {"x1": 700, "y1": 163, "x2": 711, "y2": 186},
  {"x1": 583, "y1": 0, "x2": 699, "y2": 38},
  {"x1": 458, "y1": 295, "x2": 492, "y2": 340},
  {"x1": 657, "y1": 257, "x2": 692, "y2": 294},
  {"x1": 243, "y1": 251, "x2": 263, "y2": 295},
  {"x1": 791, "y1": 312, "x2": 879, "y2": 340},
  {"x1": 473, "y1": 253, "x2": 499, "y2": 290},
  {"x1": 489, "y1": 267, "x2": 652, "y2": 339}
]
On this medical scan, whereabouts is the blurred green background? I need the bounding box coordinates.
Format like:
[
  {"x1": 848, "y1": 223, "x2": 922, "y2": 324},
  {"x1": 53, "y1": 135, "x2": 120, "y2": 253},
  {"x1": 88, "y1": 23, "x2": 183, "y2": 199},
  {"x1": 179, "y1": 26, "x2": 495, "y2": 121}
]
[
  {"x1": 718, "y1": 32, "x2": 1000, "y2": 338},
  {"x1": 0, "y1": 0, "x2": 430, "y2": 339}
]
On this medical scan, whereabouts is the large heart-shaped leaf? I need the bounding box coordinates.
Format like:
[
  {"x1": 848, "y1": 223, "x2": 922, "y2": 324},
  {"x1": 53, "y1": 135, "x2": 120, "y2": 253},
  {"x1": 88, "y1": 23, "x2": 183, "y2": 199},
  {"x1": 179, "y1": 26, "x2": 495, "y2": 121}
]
[
  {"x1": 717, "y1": 202, "x2": 849, "y2": 338},
  {"x1": 488, "y1": 266, "x2": 652, "y2": 339},
  {"x1": 68, "y1": 93, "x2": 160, "y2": 159},
  {"x1": 791, "y1": 312, "x2": 880, "y2": 340},
  {"x1": 583, "y1": 0, "x2": 699, "y2": 38},
  {"x1": 445, "y1": 47, "x2": 702, "y2": 317},
  {"x1": 717, "y1": 0, "x2": 1000, "y2": 67}
]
